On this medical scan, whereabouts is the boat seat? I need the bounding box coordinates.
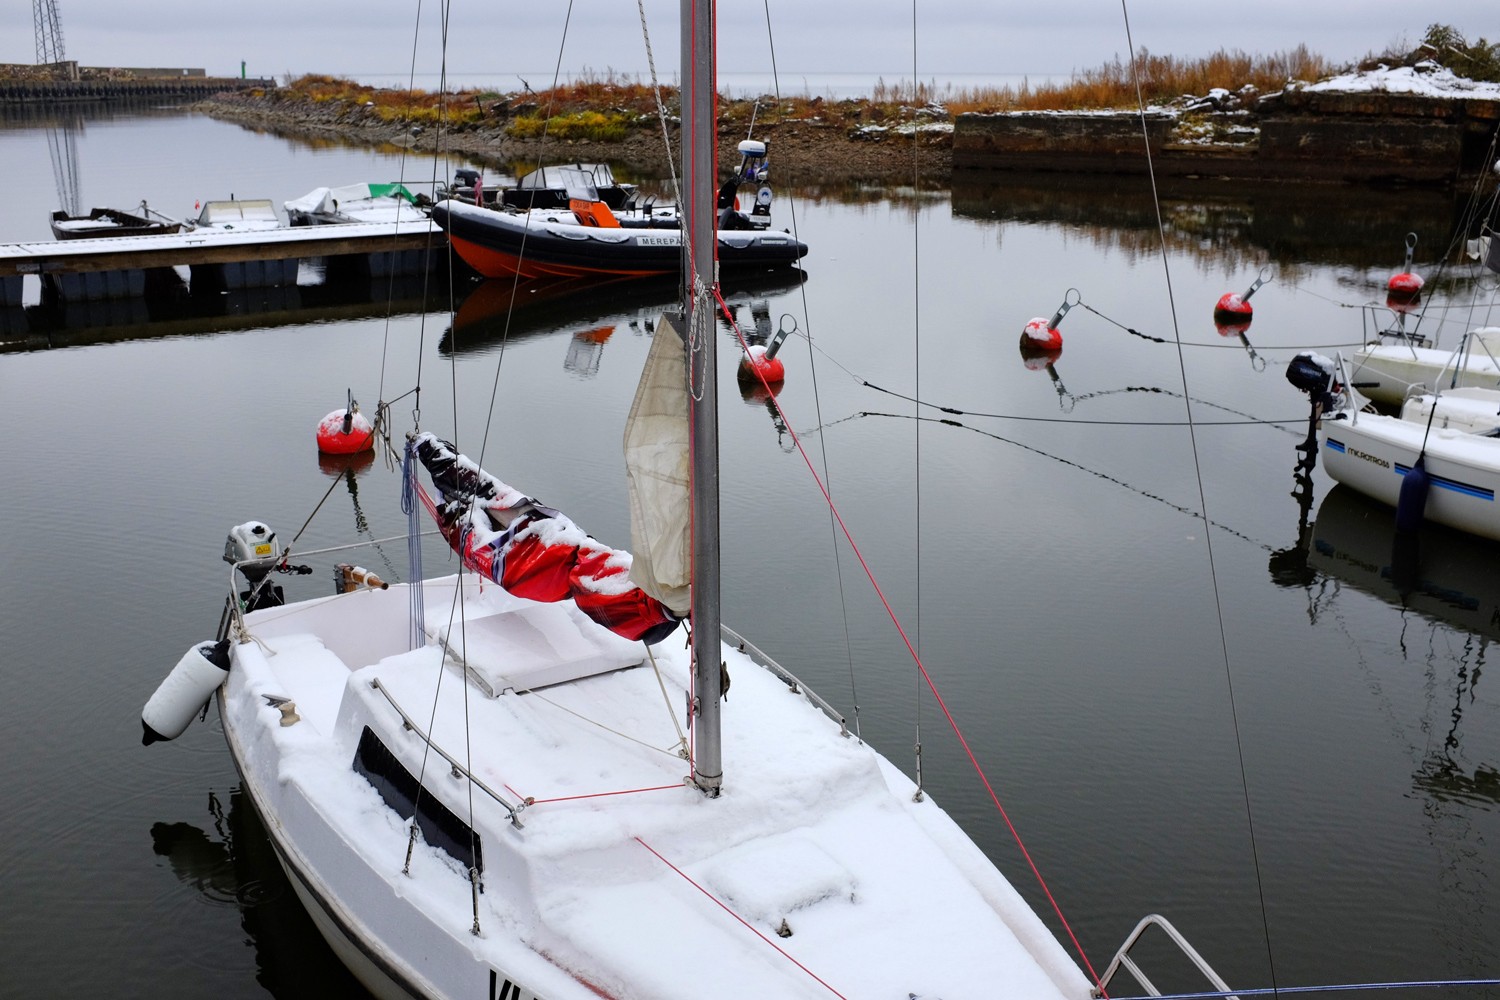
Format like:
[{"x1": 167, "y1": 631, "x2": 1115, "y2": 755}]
[{"x1": 425, "y1": 601, "x2": 643, "y2": 696}]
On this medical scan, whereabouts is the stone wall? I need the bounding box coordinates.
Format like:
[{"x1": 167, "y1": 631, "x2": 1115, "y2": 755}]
[{"x1": 953, "y1": 92, "x2": 1500, "y2": 187}]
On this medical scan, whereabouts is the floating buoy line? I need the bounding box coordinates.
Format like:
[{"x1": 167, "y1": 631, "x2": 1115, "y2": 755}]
[
  {"x1": 780, "y1": 326, "x2": 1307, "y2": 430},
  {"x1": 850, "y1": 408, "x2": 1280, "y2": 549}
]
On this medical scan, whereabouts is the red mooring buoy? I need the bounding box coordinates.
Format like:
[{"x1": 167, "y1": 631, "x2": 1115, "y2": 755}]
[
  {"x1": 737, "y1": 344, "x2": 785, "y2": 385},
  {"x1": 1214, "y1": 292, "x2": 1252, "y2": 319},
  {"x1": 1387, "y1": 271, "x2": 1424, "y2": 300},
  {"x1": 1021, "y1": 317, "x2": 1063, "y2": 352},
  {"x1": 316, "y1": 407, "x2": 375, "y2": 455}
]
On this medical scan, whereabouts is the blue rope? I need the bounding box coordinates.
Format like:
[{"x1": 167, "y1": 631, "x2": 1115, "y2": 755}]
[
  {"x1": 1113, "y1": 980, "x2": 1500, "y2": 999},
  {"x1": 402, "y1": 438, "x2": 425, "y2": 650}
]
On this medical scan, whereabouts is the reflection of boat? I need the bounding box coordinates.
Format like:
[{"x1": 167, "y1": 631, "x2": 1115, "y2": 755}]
[
  {"x1": 4, "y1": 270, "x2": 446, "y2": 354},
  {"x1": 285, "y1": 183, "x2": 432, "y2": 226},
  {"x1": 150, "y1": 788, "x2": 369, "y2": 995},
  {"x1": 50, "y1": 205, "x2": 179, "y2": 239},
  {"x1": 1307, "y1": 485, "x2": 1500, "y2": 640},
  {"x1": 443, "y1": 269, "x2": 807, "y2": 356},
  {"x1": 1310, "y1": 333, "x2": 1500, "y2": 541},
  {"x1": 1300, "y1": 487, "x2": 1500, "y2": 813}
]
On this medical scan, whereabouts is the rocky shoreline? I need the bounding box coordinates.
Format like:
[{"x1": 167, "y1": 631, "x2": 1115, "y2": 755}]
[{"x1": 196, "y1": 90, "x2": 953, "y2": 185}]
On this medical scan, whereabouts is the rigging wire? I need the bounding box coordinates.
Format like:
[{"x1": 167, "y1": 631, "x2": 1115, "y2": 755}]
[
  {"x1": 1119, "y1": 0, "x2": 1278, "y2": 992},
  {"x1": 759, "y1": 0, "x2": 863, "y2": 740},
  {"x1": 478, "y1": 0, "x2": 577, "y2": 471},
  {"x1": 909, "y1": 0, "x2": 925, "y2": 801},
  {"x1": 711, "y1": 286, "x2": 1105, "y2": 990}
]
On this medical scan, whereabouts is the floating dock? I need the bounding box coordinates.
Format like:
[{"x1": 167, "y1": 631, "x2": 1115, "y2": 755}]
[{"x1": 0, "y1": 219, "x2": 444, "y2": 301}]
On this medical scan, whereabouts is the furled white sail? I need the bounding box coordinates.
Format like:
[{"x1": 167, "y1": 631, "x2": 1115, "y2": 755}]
[{"x1": 623, "y1": 314, "x2": 691, "y2": 615}]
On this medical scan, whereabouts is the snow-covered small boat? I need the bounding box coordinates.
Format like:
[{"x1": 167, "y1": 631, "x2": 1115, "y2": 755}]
[
  {"x1": 1296, "y1": 341, "x2": 1500, "y2": 541},
  {"x1": 285, "y1": 182, "x2": 433, "y2": 226},
  {"x1": 1347, "y1": 327, "x2": 1500, "y2": 407},
  {"x1": 50, "y1": 205, "x2": 179, "y2": 240},
  {"x1": 185, "y1": 198, "x2": 284, "y2": 233}
]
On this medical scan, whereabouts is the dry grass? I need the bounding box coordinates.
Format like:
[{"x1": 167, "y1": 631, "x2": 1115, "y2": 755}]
[
  {"x1": 876, "y1": 47, "x2": 1332, "y2": 113},
  {"x1": 274, "y1": 48, "x2": 1336, "y2": 141}
]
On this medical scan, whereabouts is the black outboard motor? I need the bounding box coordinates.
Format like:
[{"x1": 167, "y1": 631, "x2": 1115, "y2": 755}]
[
  {"x1": 1287, "y1": 351, "x2": 1340, "y2": 464},
  {"x1": 451, "y1": 168, "x2": 483, "y2": 205},
  {"x1": 1286, "y1": 352, "x2": 1337, "y2": 407}
]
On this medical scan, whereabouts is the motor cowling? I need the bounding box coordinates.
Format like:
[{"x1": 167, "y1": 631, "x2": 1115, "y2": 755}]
[
  {"x1": 225, "y1": 520, "x2": 287, "y2": 612},
  {"x1": 225, "y1": 521, "x2": 281, "y2": 579},
  {"x1": 1286, "y1": 352, "x2": 1335, "y2": 397}
]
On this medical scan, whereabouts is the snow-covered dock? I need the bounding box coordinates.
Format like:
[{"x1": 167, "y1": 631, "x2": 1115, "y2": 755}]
[{"x1": 0, "y1": 218, "x2": 442, "y2": 300}]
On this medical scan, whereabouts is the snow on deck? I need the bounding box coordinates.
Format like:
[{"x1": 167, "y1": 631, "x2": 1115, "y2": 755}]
[{"x1": 235, "y1": 579, "x2": 1092, "y2": 999}]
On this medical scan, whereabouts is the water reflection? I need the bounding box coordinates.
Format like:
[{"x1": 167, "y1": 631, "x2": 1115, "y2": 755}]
[
  {"x1": 2, "y1": 270, "x2": 447, "y2": 353},
  {"x1": 950, "y1": 170, "x2": 1469, "y2": 270},
  {"x1": 151, "y1": 788, "x2": 370, "y2": 997},
  {"x1": 441, "y1": 270, "x2": 806, "y2": 359},
  {"x1": 1297, "y1": 486, "x2": 1500, "y2": 643}
]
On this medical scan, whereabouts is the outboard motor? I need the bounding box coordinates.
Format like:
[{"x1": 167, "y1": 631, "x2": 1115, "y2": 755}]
[
  {"x1": 224, "y1": 520, "x2": 287, "y2": 613},
  {"x1": 1286, "y1": 352, "x2": 1337, "y2": 407},
  {"x1": 1287, "y1": 351, "x2": 1339, "y2": 465},
  {"x1": 737, "y1": 139, "x2": 774, "y2": 227},
  {"x1": 451, "y1": 168, "x2": 483, "y2": 205}
]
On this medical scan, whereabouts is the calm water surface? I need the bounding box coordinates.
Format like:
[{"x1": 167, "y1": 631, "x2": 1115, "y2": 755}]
[{"x1": 1, "y1": 106, "x2": 1498, "y2": 998}]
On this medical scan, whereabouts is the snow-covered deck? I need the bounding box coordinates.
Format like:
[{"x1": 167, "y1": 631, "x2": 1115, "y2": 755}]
[{"x1": 225, "y1": 577, "x2": 1092, "y2": 999}]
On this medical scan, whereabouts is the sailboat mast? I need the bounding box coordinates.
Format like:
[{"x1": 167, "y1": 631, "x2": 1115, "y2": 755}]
[{"x1": 683, "y1": 0, "x2": 723, "y2": 795}]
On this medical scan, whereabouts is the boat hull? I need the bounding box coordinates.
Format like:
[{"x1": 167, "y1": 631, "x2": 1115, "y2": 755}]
[
  {"x1": 209, "y1": 574, "x2": 1090, "y2": 1000},
  {"x1": 432, "y1": 200, "x2": 806, "y2": 280},
  {"x1": 1320, "y1": 412, "x2": 1500, "y2": 540},
  {"x1": 50, "y1": 207, "x2": 180, "y2": 240},
  {"x1": 1351, "y1": 331, "x2": 1500, "y2": 407}
]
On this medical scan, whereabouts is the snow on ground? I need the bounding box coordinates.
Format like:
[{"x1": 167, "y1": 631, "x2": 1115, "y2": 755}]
[{"x1": 1301, "y1": 61, "x2": 1500, "y2": 99}]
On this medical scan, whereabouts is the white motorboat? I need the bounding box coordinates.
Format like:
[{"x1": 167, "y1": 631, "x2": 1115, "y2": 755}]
[
  {"x1": 1300, "y1": 339, "x2": 1500, "y2": 541},
  {"x1": 286, "y1": 182, "x2": 433, "y2": 226}
]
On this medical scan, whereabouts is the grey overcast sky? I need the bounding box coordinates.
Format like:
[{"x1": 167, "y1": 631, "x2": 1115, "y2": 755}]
[{"x1": 3, "y1": 1, "x2": 1494, "y2": 89}]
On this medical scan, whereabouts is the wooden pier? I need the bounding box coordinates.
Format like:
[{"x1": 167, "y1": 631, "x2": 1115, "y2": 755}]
[{"x1": 0, "y1": 220, "x2": 445, "y2": 300}]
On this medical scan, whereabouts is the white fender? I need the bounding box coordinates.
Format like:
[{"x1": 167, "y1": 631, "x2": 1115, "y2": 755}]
[{"x1": 142, "y1": 640, "x2": 231, "y2": 745}]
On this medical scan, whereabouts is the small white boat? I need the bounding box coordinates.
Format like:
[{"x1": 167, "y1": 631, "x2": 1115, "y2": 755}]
[
  {"x1": 1348, "y1": 327, "x2": 1500, "y2": 407},
  {"x1": 185, "y1": 197, "x2": 283, "y2": 233},
  {"x1": 285, "y1": 182, "x2": 432, "y2": 226},
  {"x1": 1305, "y1": 339, "x2": 1500, "y2": 541}
]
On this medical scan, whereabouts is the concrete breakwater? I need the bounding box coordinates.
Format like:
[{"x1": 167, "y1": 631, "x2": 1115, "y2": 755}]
[
  {"x1": 0, "y1": 63, "x2": 272, "y2": 104},
  {"x1": 953, "y1": 89, "x2": 1500, "y2": 187}
]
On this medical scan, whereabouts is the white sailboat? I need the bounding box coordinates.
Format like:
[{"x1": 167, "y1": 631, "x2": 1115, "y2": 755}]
[
  {"x1": 1347, "y1": 328, "x2": 1500, "y2": 408},
  {"x1": 1296, "y1": 334, "x2": 1500, "y2": 542},
  {"x1": 142, "y1": 3, "x2": 1236, "y2": 998}
]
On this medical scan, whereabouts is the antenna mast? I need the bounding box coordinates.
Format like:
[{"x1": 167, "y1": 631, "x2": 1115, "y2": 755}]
[{"x1": 34, "y1": 0, "x2": 66, "y2": 66}]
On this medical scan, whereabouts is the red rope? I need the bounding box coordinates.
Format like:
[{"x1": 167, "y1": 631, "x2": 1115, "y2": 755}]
[
  {"x1": 528, "y1": 784, "x2": 682, "y2": 805},
  {"x1": 634, "y1": 836, "x2": 849, "y2": 999},
  {"x1": 711, "y1": 290, "x2": 1105, "y2": 991}
]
